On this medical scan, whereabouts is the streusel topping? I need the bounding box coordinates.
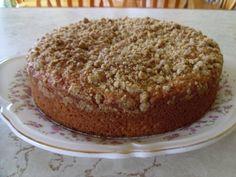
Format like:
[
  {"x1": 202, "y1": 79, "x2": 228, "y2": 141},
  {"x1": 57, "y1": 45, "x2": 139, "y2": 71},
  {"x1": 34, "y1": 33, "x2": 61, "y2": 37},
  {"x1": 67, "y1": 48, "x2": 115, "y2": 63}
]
[{"x1": 27, "y1": 17, "x2": 223, "y2": 112}]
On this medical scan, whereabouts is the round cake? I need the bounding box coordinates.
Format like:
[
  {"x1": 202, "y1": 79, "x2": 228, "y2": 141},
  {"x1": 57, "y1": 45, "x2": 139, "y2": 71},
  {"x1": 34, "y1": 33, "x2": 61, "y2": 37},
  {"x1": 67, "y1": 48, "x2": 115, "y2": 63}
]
[{"x1": 26, "y1": 17, "x2": 223, "y2": 137}]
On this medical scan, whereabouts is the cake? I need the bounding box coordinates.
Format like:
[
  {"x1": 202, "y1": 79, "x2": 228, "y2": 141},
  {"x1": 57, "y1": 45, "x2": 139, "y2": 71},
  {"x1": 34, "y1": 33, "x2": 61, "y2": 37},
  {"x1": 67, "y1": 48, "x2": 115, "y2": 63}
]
[{"x1": 26, "y1": 17, "x2": 223, "y2": 137}]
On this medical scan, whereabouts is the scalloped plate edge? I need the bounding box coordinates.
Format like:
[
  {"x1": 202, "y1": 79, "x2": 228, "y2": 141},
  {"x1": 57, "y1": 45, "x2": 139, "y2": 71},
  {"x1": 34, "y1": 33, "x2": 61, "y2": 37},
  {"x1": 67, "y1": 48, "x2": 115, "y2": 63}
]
[{"x1": 1, "y1": 111, "x2": 236, "y2": 159}]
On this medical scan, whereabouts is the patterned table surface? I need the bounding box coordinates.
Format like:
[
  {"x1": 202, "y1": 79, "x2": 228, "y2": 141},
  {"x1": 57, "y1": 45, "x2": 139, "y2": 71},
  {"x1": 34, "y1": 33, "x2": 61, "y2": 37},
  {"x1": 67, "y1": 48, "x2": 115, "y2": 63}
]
[{"x1": 0, "y1": 8, "x2": 236, "y2": 177}]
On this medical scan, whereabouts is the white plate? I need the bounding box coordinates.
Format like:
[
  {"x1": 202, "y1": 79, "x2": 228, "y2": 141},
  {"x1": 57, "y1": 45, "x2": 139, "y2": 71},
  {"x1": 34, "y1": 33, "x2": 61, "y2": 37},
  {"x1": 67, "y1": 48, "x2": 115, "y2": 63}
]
[{"x1": 0, "y1": 56, "x2": 236, "y2": 159}]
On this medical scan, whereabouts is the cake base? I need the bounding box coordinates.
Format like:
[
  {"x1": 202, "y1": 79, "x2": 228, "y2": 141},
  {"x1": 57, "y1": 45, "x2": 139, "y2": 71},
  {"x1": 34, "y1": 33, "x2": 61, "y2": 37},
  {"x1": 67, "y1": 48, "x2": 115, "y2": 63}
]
[{"x1": 30, "y1": 77, "x2": 218, "y2": 137}]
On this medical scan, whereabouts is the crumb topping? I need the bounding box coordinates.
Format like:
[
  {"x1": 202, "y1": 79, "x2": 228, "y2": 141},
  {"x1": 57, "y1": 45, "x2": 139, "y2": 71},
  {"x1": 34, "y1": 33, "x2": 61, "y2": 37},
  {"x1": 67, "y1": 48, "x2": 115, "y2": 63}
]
[{"x1": 27, "y1": 17, "x2": 223, "y2": 112}]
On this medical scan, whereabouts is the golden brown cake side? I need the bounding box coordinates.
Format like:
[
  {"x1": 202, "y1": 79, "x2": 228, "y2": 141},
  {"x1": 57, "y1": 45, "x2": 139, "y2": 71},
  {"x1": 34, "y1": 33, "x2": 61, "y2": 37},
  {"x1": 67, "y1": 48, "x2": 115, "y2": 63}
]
[
  {"x1": 29, "y1": 73, "x2": 219, "y2": 137},
  {"x1": 26, "y1": 17, "x2": 223, "y2": 137}
]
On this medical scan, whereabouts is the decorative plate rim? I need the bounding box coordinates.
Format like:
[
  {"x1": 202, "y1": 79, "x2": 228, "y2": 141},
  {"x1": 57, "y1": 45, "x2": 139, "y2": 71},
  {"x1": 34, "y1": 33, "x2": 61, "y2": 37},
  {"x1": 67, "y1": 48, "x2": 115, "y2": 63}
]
[
  {"x1": 1, "y1": 110, "x2": 236, "y2": 159},
  {"x1": 1, "y1": 56, "x2": 236, "y2": 158}
]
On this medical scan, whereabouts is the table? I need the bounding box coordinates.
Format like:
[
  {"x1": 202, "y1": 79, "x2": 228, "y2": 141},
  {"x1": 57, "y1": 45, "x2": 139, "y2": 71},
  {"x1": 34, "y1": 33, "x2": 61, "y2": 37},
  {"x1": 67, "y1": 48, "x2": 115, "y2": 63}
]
[{"x1": 0, "y1": 8, "x2": 236, "y2": 177}]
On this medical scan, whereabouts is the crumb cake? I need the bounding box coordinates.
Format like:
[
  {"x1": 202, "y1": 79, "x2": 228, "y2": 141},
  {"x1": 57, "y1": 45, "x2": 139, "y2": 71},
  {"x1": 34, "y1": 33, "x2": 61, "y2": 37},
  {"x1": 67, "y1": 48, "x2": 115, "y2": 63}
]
[{"x1": 26, "y1": 17, "x2": 223, "y2": 137}]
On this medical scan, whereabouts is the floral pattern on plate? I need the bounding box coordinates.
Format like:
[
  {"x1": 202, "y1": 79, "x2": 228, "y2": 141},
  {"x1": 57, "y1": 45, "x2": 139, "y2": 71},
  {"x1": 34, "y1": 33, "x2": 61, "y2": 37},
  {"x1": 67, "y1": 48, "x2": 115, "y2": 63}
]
[{"x1": 7, "y1": 66, "x2": 234, "y2": 145}]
